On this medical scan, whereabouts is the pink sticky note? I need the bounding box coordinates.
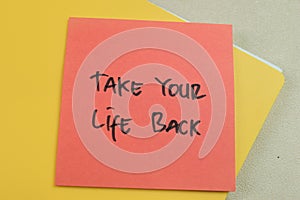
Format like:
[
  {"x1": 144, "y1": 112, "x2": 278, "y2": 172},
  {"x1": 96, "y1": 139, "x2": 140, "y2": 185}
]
[{"x1": 56, "y1": 17, "x2": 235, "y2": 191}]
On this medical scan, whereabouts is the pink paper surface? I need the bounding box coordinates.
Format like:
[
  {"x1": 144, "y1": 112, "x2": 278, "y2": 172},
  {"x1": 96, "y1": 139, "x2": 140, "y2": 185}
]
[{"x1": 56, "y1": 18, "x2": 235, "y2": 191}]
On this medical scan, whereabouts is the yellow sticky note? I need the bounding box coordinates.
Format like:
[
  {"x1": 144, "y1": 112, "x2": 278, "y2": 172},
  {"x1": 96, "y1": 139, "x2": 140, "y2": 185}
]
[{"x1": 0, "y1": 0, "x2": 283, "y2": 200}]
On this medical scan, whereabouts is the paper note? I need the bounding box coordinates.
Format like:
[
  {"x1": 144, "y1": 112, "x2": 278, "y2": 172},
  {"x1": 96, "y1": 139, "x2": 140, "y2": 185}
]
[{"x1": 56, "y1": 18, "x2": 235, "y2": 191}]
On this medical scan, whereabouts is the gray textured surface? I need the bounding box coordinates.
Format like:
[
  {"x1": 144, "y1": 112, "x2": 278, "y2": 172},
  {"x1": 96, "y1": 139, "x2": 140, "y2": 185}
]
[{"x1": 149, "y1": 0, "x2": 300, "y2": 199}]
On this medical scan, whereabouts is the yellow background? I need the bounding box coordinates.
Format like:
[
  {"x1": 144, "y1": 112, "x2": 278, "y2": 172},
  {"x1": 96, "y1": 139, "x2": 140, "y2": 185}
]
[{"x1": 0, "y1": 0, "x2": 284, "y2": 199}]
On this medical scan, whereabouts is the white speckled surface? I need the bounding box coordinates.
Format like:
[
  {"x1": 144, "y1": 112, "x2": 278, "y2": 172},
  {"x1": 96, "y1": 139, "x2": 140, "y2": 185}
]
[{"x1": 149, "y1": 0, "x2": 300, "y2": 199}]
